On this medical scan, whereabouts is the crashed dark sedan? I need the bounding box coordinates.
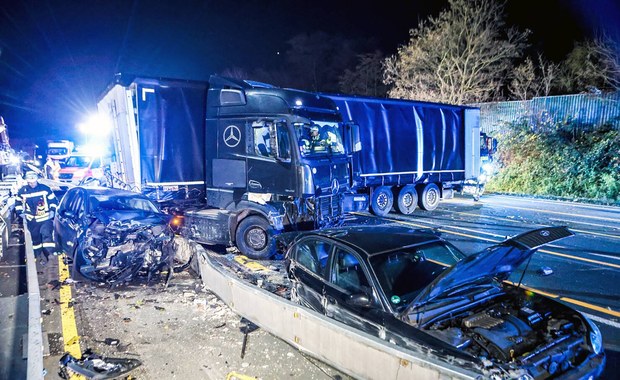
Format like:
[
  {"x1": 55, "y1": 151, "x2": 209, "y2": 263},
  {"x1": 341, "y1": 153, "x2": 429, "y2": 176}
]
[
  {"x1": 286, "y1": 225, "x2": 605, "y2": 379},
  {"x1": 54, "y1": 187, "x2": 176, "y2": 285}
]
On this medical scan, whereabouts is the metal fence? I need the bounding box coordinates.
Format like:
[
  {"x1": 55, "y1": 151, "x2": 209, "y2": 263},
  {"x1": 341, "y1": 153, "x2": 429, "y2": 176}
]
[{"x1": 476, "y1": 92, "x2": 620, "y2": 134}]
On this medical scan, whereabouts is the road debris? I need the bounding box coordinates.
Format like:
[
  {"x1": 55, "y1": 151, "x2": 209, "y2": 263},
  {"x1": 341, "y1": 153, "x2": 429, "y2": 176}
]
[{"x1": 59, "y1": 349, "x2": 141, "y2": 379}]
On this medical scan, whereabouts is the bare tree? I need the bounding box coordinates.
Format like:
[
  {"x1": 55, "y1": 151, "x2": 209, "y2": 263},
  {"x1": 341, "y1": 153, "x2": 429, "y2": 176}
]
[
  {"x1": 338, "y1": 50, "x2": 387, "y2": 97},
  {"x1": 509, "y1": 58, "x2": 538, "y2": 100},
  {"x1": 383, "y1": 0, "x2": 529, "y2": 104},
  {"x1": 538, "y1": 54, "x2": 559, "y2": 97}
]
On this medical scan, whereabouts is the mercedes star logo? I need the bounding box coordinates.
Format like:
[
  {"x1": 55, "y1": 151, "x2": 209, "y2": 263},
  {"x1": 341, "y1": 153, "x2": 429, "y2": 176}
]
[
  {"x1": 223, "y1": 125, "x2": 241, "y2": 148},
  {"x1": 331, "y1": 178, "x2": 339, "y2": 194},
  {"x1": 539, "y1": 230, "x2": 550, "y2": 237}
]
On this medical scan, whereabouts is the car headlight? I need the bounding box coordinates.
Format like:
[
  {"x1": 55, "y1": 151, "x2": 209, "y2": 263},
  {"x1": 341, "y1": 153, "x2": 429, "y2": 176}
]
[{"x1": 585, "y1": 316, "x2": 603, "y2": 355}]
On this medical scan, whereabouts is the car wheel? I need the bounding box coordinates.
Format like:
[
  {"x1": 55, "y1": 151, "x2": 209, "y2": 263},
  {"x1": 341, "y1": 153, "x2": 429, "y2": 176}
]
[
  {"x1": 418, "y1": 183, "x2": 440, "y2": 211},
  {"x1": 70, "y1": 243, "x2": 86, "y2": 281},
  {"x1": 370, "y1": 186, "x2": 393, "y2": 216},
  {"x1": 235, "y1": 216, "x2": 275, "y2": 260},
  {"x1": 396, "y1": 185, "x2": 418, "y2": 215}
]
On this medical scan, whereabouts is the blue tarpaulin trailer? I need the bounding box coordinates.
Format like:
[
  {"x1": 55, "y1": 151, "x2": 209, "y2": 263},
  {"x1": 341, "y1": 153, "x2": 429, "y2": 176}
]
[{"x1": 325, "y1": 94, "x2": 482, "y2": 215}]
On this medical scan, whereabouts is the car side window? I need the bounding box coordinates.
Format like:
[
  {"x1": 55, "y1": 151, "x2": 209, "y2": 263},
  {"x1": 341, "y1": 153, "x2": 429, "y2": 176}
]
[
  {"x1": 293, "y1": 239, "x2": 331, "y2": 277},
  {"x1": 330, "y1": 249, "x2": 371, "y2": 295},
  {"x1": 68, "y1": 191, "x2": 84, "y2": 219},
  {"x1": 59, "y1": 190, "x2": 76, "y2": 214}
]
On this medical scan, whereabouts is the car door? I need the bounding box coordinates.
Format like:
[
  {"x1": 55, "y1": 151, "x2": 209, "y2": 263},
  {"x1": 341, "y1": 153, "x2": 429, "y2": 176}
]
[
  {"x1": 55, "y1": 188, "x2": 78, "y2": 253},
  {"x1": 56, "y1": 189, "x2": 84, "y2": 256},
  {"x1": 323, "y1": 247, "x2": 387, "y2": 337},
  {"x1": 289, "y1": 237, "x2": 333, "y2": 314}
]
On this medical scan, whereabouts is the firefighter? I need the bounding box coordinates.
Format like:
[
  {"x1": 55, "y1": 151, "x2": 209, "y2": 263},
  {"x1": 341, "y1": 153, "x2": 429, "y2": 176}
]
[{"x1": 16, "y1": 171, "x2": 58, "y2": 265}]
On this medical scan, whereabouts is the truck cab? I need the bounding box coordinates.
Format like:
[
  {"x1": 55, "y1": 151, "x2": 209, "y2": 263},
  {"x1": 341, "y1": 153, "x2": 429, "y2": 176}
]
[
  {"x1": 187, "y1": 77, "x2": 367, "y2": 258},
  {"x1": 98, "y1": 75, "x2": 367, "y2": 260}
]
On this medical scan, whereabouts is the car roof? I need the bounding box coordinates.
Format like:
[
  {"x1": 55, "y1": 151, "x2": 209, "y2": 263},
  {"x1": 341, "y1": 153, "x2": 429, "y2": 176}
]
[{"x1": 304, "y1": 224, "x2": 443, "y2": 256}]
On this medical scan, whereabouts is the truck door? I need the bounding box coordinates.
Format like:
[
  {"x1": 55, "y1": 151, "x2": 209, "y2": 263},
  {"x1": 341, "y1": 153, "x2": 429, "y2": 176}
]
[{"x1": 246, "y1": 121, "x2": 295, "y2": 195}]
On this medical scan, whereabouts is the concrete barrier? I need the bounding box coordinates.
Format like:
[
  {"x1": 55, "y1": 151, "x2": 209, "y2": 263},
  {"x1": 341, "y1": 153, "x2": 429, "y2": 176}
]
[
  {"x1": 197, "y1": 245, "x2": 479, "y2": 380},
  {"x1": 23, "y1": 219, "x2": 44, "y2": 379}
]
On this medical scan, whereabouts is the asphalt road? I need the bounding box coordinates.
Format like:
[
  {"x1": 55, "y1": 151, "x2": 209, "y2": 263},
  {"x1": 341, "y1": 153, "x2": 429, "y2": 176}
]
[
  {"x1": 10, "y1": 193, "x2": 618, "y2": 379},
  {"x1": 351, "y1": 193, "x2": 619, "y2": 379}
]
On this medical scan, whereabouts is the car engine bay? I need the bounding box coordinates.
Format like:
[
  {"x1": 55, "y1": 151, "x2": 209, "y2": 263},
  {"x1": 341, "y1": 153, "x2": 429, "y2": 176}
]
[
  {"x1": 76, "y1": 218, "x2": 177, "y2": 285},
  {"x1": 425, "y1": 288, "x2": 596, "y2": 378}
]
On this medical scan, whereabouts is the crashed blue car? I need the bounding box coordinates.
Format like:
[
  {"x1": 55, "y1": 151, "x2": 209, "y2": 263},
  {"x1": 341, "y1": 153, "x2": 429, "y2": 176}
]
[{"x1": 54, "y1": 187, "x2": 177, "y2": 284}]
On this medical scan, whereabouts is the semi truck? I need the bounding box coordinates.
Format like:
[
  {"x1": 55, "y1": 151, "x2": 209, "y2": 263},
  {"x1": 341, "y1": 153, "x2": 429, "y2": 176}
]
[
  {"x1": 98, "y1": 75, "x2": 367, "y2": 259},
  {"x1": 324, "y1": 94, "x2": 482, "y2": 216}
]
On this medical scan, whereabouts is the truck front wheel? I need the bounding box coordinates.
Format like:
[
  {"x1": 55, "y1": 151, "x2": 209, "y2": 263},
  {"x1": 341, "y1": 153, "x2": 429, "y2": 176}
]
[
  {"x1": 418, "y1": 183, "x2": 440, "y2": 211},
  {"x1": 396, "y1": 185, "x2": 418, "y2": 215},
  {"x1": 235, "y1": 216, "x2": 275, "y2": 260},
  {"x1": 370, "y1": 186, "x2": 393, "y2": 217}
]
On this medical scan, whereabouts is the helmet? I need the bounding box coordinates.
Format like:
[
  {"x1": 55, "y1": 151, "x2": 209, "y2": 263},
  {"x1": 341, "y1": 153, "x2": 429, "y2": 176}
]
[
  {"x1": 25, "y1": 171, "x2": 38, "y2": 181},
  {"x1": 310, "y1": 125, "x2": 320, "y2": 133}
]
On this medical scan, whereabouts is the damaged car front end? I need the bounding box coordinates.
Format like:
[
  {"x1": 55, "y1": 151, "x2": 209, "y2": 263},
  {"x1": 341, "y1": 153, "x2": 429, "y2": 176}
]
[
  {"x1": 55, "y1": 187, "x2": 177, "y2": 285},
  {"x1": 286, "y1": 225, "x2": 605, "y2": 379}
]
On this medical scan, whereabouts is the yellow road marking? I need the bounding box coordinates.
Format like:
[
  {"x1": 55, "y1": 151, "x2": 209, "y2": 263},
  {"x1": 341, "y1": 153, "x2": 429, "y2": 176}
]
[
  {"x1": 567, "y1": 228, "x2": 620, "y2": 240},
  {"x1": 538, "y1": 249, "x2": 620, "y2": 269},
  {"x1": 234, "y1": 255, "x2": 269, "y2": 272},
  {"x1": 59, "y1": 255, "x2": 82, "y2": 357},
  {"x1": 560, "y1": 297, "x2": 620, "y2": 318}
]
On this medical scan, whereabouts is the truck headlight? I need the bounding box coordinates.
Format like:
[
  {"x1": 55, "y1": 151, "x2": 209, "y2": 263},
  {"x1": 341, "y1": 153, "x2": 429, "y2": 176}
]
[
  {"x1": 482, "y1": 163, "x2": 494, "y2": 174},
  {"x1": 585, "y1": 316, "x2": 603, "y2": 355}
]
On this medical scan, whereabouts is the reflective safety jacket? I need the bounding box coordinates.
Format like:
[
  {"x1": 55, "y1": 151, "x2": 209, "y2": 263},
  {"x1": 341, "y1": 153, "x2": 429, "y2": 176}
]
[{"x1": 15, "y1": 183, "x2": 59, "y2": 222}]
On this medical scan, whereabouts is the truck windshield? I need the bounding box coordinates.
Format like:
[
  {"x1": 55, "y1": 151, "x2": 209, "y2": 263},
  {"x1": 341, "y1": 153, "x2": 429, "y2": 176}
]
[{"x1": 296, "y1": 122, "x2": 345, "y2": 157}]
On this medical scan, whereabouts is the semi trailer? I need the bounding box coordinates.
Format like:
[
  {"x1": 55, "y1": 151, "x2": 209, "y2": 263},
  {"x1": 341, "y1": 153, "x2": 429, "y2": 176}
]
[{"x1": 325, "y1": 94, "x2": 482, "y2": 216}]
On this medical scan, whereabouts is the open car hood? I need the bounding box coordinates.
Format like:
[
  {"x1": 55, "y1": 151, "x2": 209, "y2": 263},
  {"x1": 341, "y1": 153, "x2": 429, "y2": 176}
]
[{"x1": 406, "y1": 227, "x2": 574, "y2": 311}]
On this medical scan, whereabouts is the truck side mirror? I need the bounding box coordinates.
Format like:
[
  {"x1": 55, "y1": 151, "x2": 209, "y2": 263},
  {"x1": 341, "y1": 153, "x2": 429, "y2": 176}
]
[{"x1": 347, "y1": 123, "x2": 361, "y2": 153}]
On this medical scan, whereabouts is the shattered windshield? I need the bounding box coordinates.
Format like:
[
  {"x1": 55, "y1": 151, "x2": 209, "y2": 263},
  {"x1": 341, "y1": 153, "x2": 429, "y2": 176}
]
[
  {"x1": 296, "y1": 122, "x2": 345, "y2": 157},
  {"x1": 90, "y1": 194, "x2": 159, "y2": 213},
  {"x1": 370, "y1": 242, "x2": 465, "y2": 310}
]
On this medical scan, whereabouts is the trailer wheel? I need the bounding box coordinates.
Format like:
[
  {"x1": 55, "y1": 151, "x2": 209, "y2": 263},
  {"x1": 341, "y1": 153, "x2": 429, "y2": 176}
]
[
  {"x1": 235, "y1": 216, "x2": 275, "y2": 260},
  {"x1": 396, "y1": 185, "x2": 418, "y2": 215},
  {"x1": 370, "y1": 186, "x2": 393, "y2": 217},
  {"x1": 418, "y1": 183, "x2": 440, "y2": 211}
]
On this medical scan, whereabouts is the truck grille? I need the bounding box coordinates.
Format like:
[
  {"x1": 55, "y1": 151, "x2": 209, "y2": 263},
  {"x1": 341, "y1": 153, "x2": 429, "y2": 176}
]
[{"x1": 317, "y1": 195, "x2": 341, "y2": 221}]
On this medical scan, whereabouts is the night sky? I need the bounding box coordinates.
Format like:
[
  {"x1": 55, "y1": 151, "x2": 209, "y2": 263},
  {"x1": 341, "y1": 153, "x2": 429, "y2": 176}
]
[{"x1": 1, "y1": 0, "x2": 618, "y2": 145}]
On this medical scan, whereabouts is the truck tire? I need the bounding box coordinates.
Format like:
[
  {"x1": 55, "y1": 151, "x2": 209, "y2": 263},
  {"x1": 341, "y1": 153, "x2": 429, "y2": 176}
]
[
  {"x1": 370, "y1": 186, "x2": 393, "y2": 217},
  {"x1": 418, "y1": 183, "x2": 440, "y2": 211},
  {"x1": 396, "y1": 185, "x2": 418, "y2": 215},
  {"x1": 235, "y1": 216, "x2": 275, "y2": 260}
]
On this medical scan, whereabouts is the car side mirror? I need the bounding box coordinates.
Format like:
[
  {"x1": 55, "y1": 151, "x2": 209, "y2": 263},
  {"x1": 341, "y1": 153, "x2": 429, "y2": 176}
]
[{"x1": 346, "y1": 292, "x2": 374, "y2": 308}]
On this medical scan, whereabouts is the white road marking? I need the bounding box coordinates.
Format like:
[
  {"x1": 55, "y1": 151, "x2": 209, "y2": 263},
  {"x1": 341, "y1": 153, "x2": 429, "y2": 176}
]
[
  {"x1": 490, "y1": 195, "x2": 620, "y2": 212},
  {"x1": 583, "y1": 312, "x2": 620, "y2": 329}
]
